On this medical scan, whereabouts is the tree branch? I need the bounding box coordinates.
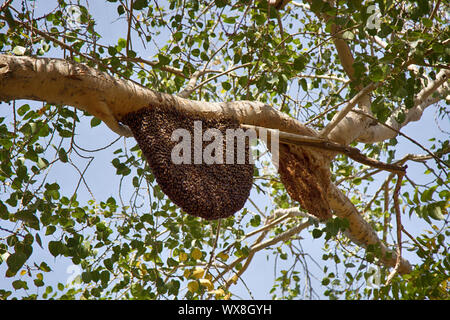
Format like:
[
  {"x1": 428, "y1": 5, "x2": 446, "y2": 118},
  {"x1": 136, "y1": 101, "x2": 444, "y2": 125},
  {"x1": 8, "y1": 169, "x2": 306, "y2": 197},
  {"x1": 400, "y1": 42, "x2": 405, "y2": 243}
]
[
  {"x1": 0, "y1": 54, "x2": 413, "y2": 273},
  {"x1": 385, "y1": 174, "x2": 404, "y2": 285},
  {"x1": 319, "y1": 83, "x2": 378, "y2": 139},
  {"x1": 244, "y1": 124, "x2": 406, "y2": 174},
  {"x1": 328, "y1": 183, "x2": 412, "y2": 274}
]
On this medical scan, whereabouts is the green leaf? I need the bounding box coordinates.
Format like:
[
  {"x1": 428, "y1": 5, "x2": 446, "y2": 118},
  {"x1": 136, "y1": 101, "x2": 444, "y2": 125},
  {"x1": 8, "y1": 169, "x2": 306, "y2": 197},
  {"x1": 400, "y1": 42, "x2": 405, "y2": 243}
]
[
  {"x1": 35, "y1": 233, "x2": 43, "y2": 249},
  {"x1": 6, "y1": 244, "x2": 32, "y2": 276},
  {"x1": 12, "y1": 280, "x2": 28, "y2": 290},
  {"x1": 48, "y1": 241, "x2": 64, "y2": 257},
  {"x1": 191, "y1": 48, "x2": 200, "y2": 57},
  {"x1": 222, "y1": 81, "x2": 231, "y2": 91},
  {"x1": 108, "y1": 46, "x2": 117, "y2": 56},
  {"x1": 369, "y1": 66, "x2": 384, "y2": 82},
  {"x1": 117, "y1": 5, "x2": 125, "y2": 15},
  {"x1": 223, "y1": 16, "x2": 237, "y2": 24},
  {"x1": 100, "y1": 270, "x2": 110, "y2": 287},
  {"x1": 39, "y1": 262, "x2": 52, "y2": 272},
  {"x1": 17, "y1": 104, "x2": 30, "y2": 116},
  {"x1": 90, "y1": 117, "x2": 101, "y2": 128},
  {"x1": 312, "y1": 229, "x2": 323, "y2": 239},
  {"x1": 58, "y1": 148, "x2": 68, "y2": 163},
  {"x1": 15, "y1": 211, "x2": 40, "y2": 230},
  {"x1": 250, "y1": 215, "x2": 261, "y2": 227},
  {"x1": 0, "y1": 201, "x2": 8, "y2": 220},
  {"x1": 429, "y1": 206, "x2": 445, "y2": 221},
  {"x1": 132, "y1": 0, "x2": 148, "y2": 10},
  {"x1": 157, "y1": 54, "x2": 170, "y2": 66},
  {"x1": 45, "y1": 225, "x2": 56, "y2": 235},
  {"x1": 215, "y1": 0, "x2": 227, "y2": 8},
  {"x1": 299, "y1": 78, "x2": 308, "y2": 91},
  {"x1": 293, "y1": 55, "x2": 307, "y2": 71},
  {"x1": 432, "y1": 42, "x2": 444, "y2": 53}
]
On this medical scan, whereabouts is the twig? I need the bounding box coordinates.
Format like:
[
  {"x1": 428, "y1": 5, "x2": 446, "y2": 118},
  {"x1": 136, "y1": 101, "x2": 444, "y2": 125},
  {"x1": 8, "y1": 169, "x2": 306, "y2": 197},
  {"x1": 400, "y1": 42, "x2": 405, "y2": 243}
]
[
  {"x1": 363, "y1": 172, "x2": 395, "y2": 214},
  {"x1": 351, "y1": 109, "x2": 449, "y2": 171},
  {"x1": 191, "y1": 62, "x2": 253, "y2": 92},
  {"x1": 126, "y1": 0, "x2": 133, "y2": 56},
  {"x1": 385, "y1": 173, "x2": 404, "y2": 285},
  {"x1": 0, "y1": 0, "x2": 13, "y2": 13},
  {"x1": 382, "y1": 180, "x2": 390, "y2": 243},
  {"x1": 177, "y1": 70, "x2": 202, "y2": 98},
  {"x1": 424, "y1": 0, "x2": 441, "y2": 34},
  {"x1": 224, "y1": 231, "x2": 266, "y2": 290},
  {"x1": 0, "y1": 226, "x2": 25, "y2": 238},
  {"x1": 204, "y1": 220, "x2": 222, "y2": 278},
  {"x1": 298, "y1": 73, "x2": 348, "y2": 83},
  {"x1": 223, "y1": 220, "x2": 311, "y2": 290}
]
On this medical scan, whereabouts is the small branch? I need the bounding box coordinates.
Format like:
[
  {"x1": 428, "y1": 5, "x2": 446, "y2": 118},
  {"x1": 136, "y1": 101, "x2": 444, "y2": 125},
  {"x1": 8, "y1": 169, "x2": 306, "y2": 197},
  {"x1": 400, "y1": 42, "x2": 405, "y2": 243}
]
[
  {"x1": 297, "y1": 73, "x2": 348, "y2": 82},
  {"x1": 364, "y1": 172, "x2": 395, "y2": 214},
  {"x1": 126, "y1": 0, "x2": 133, "y2": 56},
  {"x1": 0, "y1": 0, "x2": 13, "y2": 13},
  {"x1": 244, "y1": 212, "x2": 291, "y2": 239},
  {"x1": 272, "y1": 207, "x2": 319, "y2": 222},
  {"x1": 382, "y1": 180, "x2": 390, "y2": 243},
  {"x1": 191, "y1": 62, "x2": 253, "y2": 92},
  {"x1": 328, "y1": 184, "x2": 412, "y2": 274},
  {"x1": 385, "y1": 173, "x2": 404, "y2": 285},
  {"x1": 177, "y1": 70, "x2": 202, "y2": 98},
  {"x1": 424, "y1": 0, "x2": 441, "y2": 34},
  {"x1": 414, "y1": 69, "x2": 449, "y2": 108},
  {"x1": 224, "y1": 231, "x2": 267, "y2": 290},
  {"x1": 204, "y1": 220, "x2": 222, "y2": 278},
  {"x1": 0, "y1": 226, "x2": 25, "y2": 238},
  {"x1": 120, "y1": 56, "x2": 187, "y2": 78},
  {"x1": 217, "y1": 219, "x2": 310, "y2": 288}
]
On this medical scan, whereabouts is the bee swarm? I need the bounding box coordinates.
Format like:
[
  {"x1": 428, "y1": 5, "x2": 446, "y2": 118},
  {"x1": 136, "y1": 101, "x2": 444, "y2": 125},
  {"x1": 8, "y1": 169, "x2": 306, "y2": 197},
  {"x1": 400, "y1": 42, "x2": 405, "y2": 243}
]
[{"x1": 121, "y1": 105, "x2": 254, "y2": 220}]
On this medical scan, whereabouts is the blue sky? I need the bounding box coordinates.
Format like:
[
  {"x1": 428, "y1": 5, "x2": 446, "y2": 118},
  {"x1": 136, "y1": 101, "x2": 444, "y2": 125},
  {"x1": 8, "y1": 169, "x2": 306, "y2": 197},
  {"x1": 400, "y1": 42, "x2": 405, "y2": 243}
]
[{"x1": 0, "y1": 0, "x2": 448, "y2": 299}]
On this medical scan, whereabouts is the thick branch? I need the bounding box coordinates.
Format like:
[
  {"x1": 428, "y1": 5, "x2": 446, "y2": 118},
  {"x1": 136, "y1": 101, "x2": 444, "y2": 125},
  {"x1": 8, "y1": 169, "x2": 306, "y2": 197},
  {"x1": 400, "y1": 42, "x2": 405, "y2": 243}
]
[
  {"x1": 307, "y1": 0, "x2": 374, "y2": 146},
  {"x1": 0, "y1": 54, "x2": 315, "y2": 138},
  {"x1": 320, "y1": 83, "x2": 377, "y2": 139},
  {"x1": 328, "y1": 184, "x2": 412, "y2": 274}
]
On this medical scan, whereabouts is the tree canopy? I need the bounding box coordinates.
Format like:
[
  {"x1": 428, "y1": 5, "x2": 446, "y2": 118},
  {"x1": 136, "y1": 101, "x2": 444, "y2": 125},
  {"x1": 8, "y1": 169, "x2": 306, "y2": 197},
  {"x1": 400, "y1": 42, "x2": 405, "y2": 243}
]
[{"x1": 0, "y1": 0, "x2": 448, "y2": 300}]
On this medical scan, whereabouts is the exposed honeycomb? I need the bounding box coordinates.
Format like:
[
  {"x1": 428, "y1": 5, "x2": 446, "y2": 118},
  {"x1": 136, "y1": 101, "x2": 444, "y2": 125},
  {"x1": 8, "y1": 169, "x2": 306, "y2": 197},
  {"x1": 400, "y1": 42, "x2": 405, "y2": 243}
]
[
  {"x1": 121, "y1": 106, "x2": 254, "y2": 220},
  {"x1": 277, "y1": 144, "x2": 332, "y2": 221}
]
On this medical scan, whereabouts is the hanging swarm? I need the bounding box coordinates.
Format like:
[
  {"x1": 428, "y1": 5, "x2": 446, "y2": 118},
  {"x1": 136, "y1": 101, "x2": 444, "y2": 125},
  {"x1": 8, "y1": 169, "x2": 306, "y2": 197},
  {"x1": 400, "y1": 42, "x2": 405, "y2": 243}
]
[
  {"x1": 121, "y1": 105, "x2": 254, "y2": 220},
  {"x1": 277, "y1": 144, "x2": 332, "y2": 221}
]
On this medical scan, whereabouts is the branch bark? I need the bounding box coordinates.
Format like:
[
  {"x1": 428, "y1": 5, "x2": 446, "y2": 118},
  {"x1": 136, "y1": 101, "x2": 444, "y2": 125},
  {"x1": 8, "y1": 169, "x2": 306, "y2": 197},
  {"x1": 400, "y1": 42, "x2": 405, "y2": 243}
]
[
  {"x1": 328, "y1": 184, "x2": 412, "y2": 274},
  {"x1": 0, "y1": 54, "x2": 315, "y2": 138},
  {"x1": 307, "y1": 0, "x2": 374, "y2": 146}
]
